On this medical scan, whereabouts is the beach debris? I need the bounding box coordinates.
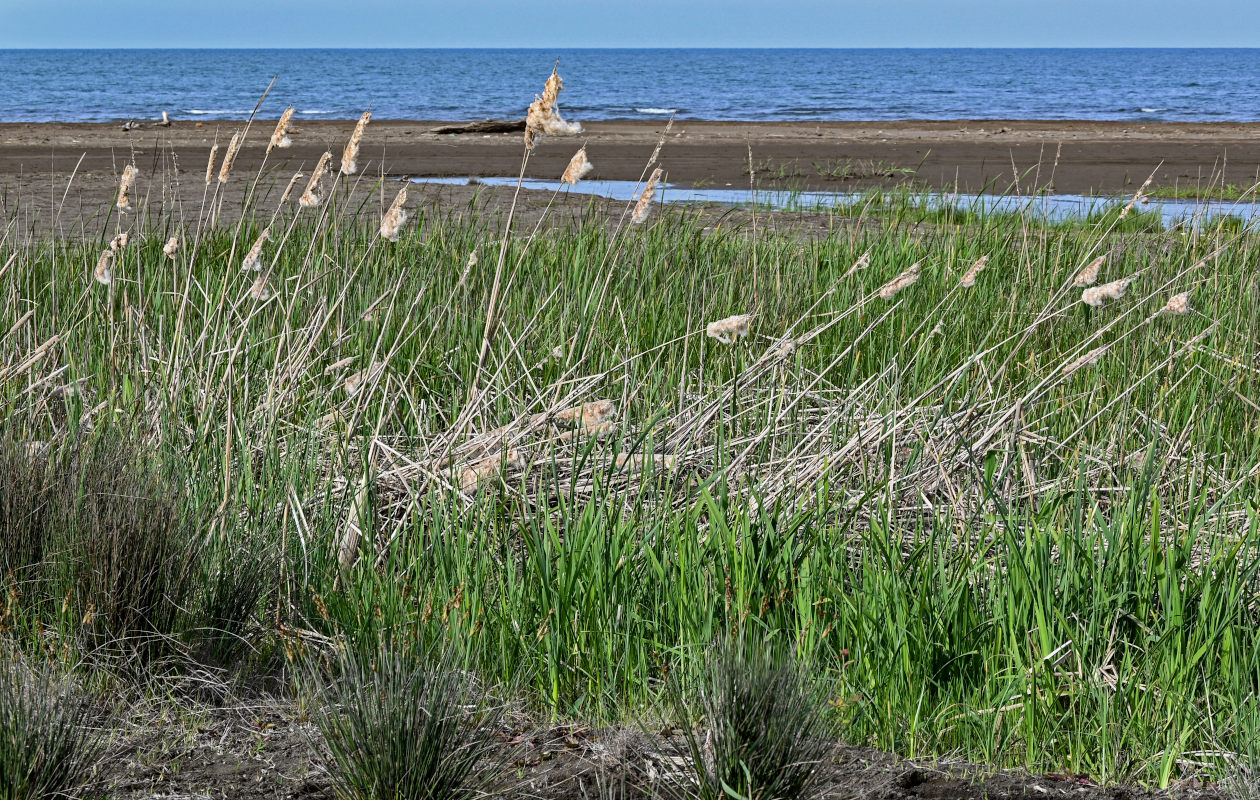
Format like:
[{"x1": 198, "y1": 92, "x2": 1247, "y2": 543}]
[
  {"x1": 300, "y1": 152, "x2": 332, "y2": 208},
  {"x1": 93, "y1": 250, "x2": 114, "y2": 285},
  {"x1": 380, "y1": 186, "x2": 408, "y2": 242},
  {"x1": 561, "y1": 146, "x2": 594, "y2": 185},
  {"x1": 879, "y1": 262, "x2": 921, "y2": 299},
  {"x1": 960, "y1": 255, "x2": 988, "y2": 287},
  {"x1": 163, "y1": 236, "x2": 179, "y2": 259},
  {"x1": 632, "y1": 167, "x2": 663, "y2": 224},
  {"x1": 341, "y1": 110, "x2": 371, "y2": 174},
  {"x1": 160, "y1": 110, "x2": 171, "y2": 127},
  {"x1": 1162, "y1": 291, "x2": 1191, "y2": 316},
  {"x1": 218, "y1": 132, "x2": 242, "y2": 183},
  {"x1": 525, "y1": 64, "x2": 582, "y2": 150},
  {"x1": 1073, "y1": 255, "x2": 1105, "y2": 287},
  {"x1": 241, "y1": 228, "x2": 270, "y2": 271},
  {"x1": 430, "y1": 119, "x2": 525, "y2": 135},
  {"x1": 1081, "y1": 276, "x2": 1133, "y2": 307},
  {"x1": 204, "y1": 144, "x2": 219, "y2": 186},
  {"x1": 268, "y1": 106, "x2": 296, "y2": 152},
  {"x1": 115, "y1": 164, "x2": 138, "y2": 212},
  {"x1": 706, "y1": 314, "x2": 753, "y2": 344}
]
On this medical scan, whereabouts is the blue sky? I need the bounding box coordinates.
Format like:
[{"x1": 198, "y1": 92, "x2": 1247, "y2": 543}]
[{"x1": 3, "y1": 0, "x2": 1259, "y2": 48}]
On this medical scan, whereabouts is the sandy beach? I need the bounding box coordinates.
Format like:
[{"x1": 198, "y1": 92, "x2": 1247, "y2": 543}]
[{"x1": 2, "y1": 118, "x2": 1259, "y2": 234}]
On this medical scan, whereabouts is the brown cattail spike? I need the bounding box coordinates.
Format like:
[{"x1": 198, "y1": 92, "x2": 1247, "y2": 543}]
[
  {"x1": 242, "y1": 228, "x2": 271, "y2": 271},
  {"x1": 561, "y1": 147, "x2": 594, "y2": 185},
  {"x1": 1074, "y1": 255, "x2": 1105, "y2": 287},
  {"x1": 205, "y1": 144, "x2": 219, "y2": 186},
  {"x1": 632, "y1": 168, "x2": 663, "y2": 225},
  {"x1": 116, "y1": 165, "x2": 138, "y2": 212},
  {"x1": 1081, "y1": 276, "x2": 1133, "y2": 307},
  {"x1": 380, "y1": 186, "x2": 408, "y2": 242},
  {"x1": 960, "y1": 255, "x2": 988, "y2": 287},
  {"x1": 163, "y1": 237, "x2": 179, "y2": 259},
  {"x1": 706, "y1": 314, "x2": 753, "y2": 344},
  {"x1": 300, "y1": 152, "x2": 332, "y2": 208},
  {"x1": 879, "y1": 262, "x2": 921, "y2": 300},
  {"x1": 218, "y1": 133, "x2": 241, "y2": 183},
  {"x1": 268, "y1": 107, "x2": 296, "y2": 153},
  {"x1": 93, "y1": 250, "x2": 114, "y2": 285},
  {"x1": 341, "y1": 111, "x2": 371, "y2": 174}
]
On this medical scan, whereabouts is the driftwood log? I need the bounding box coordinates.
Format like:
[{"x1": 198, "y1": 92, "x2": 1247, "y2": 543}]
[{"x1": 430, "y1": 118, "x2": 526, "y2": 135}]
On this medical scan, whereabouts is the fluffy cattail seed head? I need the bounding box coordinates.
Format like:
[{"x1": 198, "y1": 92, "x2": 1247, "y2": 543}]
[
  {"x1": 242, "y1": 228, "x2": 270, "y2": 271},
  {"x1": 204, "y1": 144, "x2": 219, "y2": 186},
  {"x1": 279, "y1": 171, "x2": 304, "y2": 205},
  {"x1": 879, "y1": 262, "x2": 921, "y2": 300},
  {"x1": 300, "y1": 153, "x2": 332, "y2": 208},
  {"x1": 632, "y1": 168, "x2": 663, "y2": 225},
  {"x1": 345, "y1": 361, "x2": 386, "y2": 397},
  {"x1": 1074, "y1": 255, "x2": 1105, "y2": 287},
  {"x1": 1162, "y1": 291, "x2": 1191, "y2": 316},
  {"x1": 561, "y1": 147, "x2": 594, "y2": 185},
  {"x1": 1062, "y1": 346, "x2": 1106, "y2": 376},
  {"x1": 93, "y1": 250, "x2": 114, "y2": 285},
  {"x1": 116, "y1": 165, "x2": 138, "y2": 212},
  {"x1": 380, "y1": 186, "x2": 408, "y2": 242},
  {"x1": 1081, "y1": 276, "x2": 1133, "y2": 307},
  {"x1": 705, "y1": 314, "x2": 753, "y2": 344},
  {"x1": 249, "y1": 274, "x2": 271, "y2": 300},
  {"x1": 268, "y1": 106, "x2": 296, "y2": 153},
  {"x1": 108, "y1": 232, "x2": 130, "y2": 252},
  {"x1": 525, "y1": 65, "x2": 582, "y2": 150},
  {"x1": 218, "y1": 133, "x2": 241, "y2": 184},
  {"x1": 960, "y1": 255, "x2": 988, "y2": 287},
  {"x1": 341, "y1": 111, "x2": 371, "y2": 174},
  {"x1": 163, "y1": 236, "x2": 179, "y2": 259}
]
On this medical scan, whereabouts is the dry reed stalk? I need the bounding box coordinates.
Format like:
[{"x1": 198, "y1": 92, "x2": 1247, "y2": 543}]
[
  {"x1": 648, "y1": 117, "x2": 675, "y2": 166},
  {"x1": 241, "y1": 228, "x2": 270, "y2": 271},
  {"x1": 1074, "y1": 255, "x2": 1106, "y2": 287},
  {"x1": 108, "y1": 232, "x2": 130, "y2": 252},
  {"x1": 204, "y1": 144, "x2": 219, "y2": 186},
  {"x1": 561, "y1": 146, "x2": 594, "y2": 185},
  {"x1": 337, "y1": 476, "x2": 369, "y2": 571},
  {"x1": 706, "y1": 314, "x2": 753, "y2": 344},
  {"x1": 93, "y1": 250, "x2": 114, "y2": 285},
  {"x1": 279, "y1": 171, "x2": 305, "y2": 204},
  {"x1": 268, "y1": 106, "x2": 296, "y2": 153},
  {"x1": 1081, "y1": 276, "x2": 1133, "y2": 307},
  {"x1": 632, "y1": 168, "x2": 663, "y2": 224},
  {"x1": 218, "y1": 133, "x2": 241, "y2": 183},
  {"x1": 1162, "y1": 291, "x2": 1191, "y2": 316},
  {"x1": 248, "y1": 274, "x2": 271, "y2": 300},
  {"x1": 960, "y1": 255, "x2": 988, "y2": 287},
  {"x1": 341, "y1": 111, "x2": 371, "y2": 174},
  {"x1": 162, "y1": 236, "x2": 179, "y2": 259},
  {"x1": 1062, "y1": 346, "x2": 1107, "y2": 376},
  {"x1": 879, "y1": 262, "x2": 921, "y2": 299},
  {"x1": 1119, "y1": 173, "x2": 1155, "y2": 220},
  {"x1": 115, "y1": 165, "x2": 138, "y2": 212},
  {"x1": 300, "y1": 152, "x2": 332, "y2": 208},
  {"x1": 379, "y1": 186, "x2": 408, "y2": 241}
]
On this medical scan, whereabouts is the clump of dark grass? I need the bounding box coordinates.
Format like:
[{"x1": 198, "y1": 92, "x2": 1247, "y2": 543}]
[
  {"x1": 666, "y1": 635, "x2": 832, "y2": 800},
  {"x1": 0, "y1": 646, "x2": 103, "y2": 800},
  {"x1": 302, "y1": 644, "x2": 511, "y2": 800}
]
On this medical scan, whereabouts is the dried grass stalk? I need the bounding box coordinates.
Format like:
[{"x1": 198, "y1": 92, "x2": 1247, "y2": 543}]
[
  {"x1": 268, "y1": 106, "x2": 296, "y2": 153},
  {"x1": 341, "y1": 111, "x2": 371, "y2": 174},
  {"x1": 960, "y1": 255, "x2": 988, "y2": 287},
  {"x1": 1081, "y1": 276, "x2": 1133, "y2": 307},
  {"x1": 879, "y1": 262, "x2": 921, "y2": 300},
  {"x1": 706, "y1": 314, "x2": 753, "y2": 344},
  {"x1": 218, "y1": 133, "x2": 241, "y2": 184},
  {"x1": 116, "y1": 165, "x2": 138, "y2": 211},
  {"x1": 242, "y1": 228, "x2": 270, "y2": 271},
  {"x1": 561, "y1": 147, "x2": 594, "y2": 185},
  {"x1": 632, "y1": 168, "x2": 663, "y2": 225},
  {"x1": 1074, "y1": 255, "x2": 1106, "y2": 287},
  {"x1": 379, "y1": 186, "x2": 408, "y2": 242},
  {"x1": 337, "y1": 476, "x2": 369, "y2": 571},
  {"x1": 300, "y1": 152, "x2": 332, "y2": 208}
]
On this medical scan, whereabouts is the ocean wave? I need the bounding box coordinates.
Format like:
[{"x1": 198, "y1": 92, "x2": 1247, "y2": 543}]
[
  {"x1": 299, "y1": 109, "x2": 335, "y2": 114},
  {"x1": 634, "y1": 107, "x2": 677, "y2": 114},
  {"x1": 1139, "y1": 107, "x2": 1168, "y2": 113},
  {"x1": 184, "y1": 109, "x2": 251, "y2": 115}
]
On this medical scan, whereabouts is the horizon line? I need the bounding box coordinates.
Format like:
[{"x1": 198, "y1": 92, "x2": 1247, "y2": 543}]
[{"x1": 4, "y1": 45, "x2": 1260, "y2": 51}]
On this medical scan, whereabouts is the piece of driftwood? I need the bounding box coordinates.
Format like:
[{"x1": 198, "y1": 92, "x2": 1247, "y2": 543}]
[{"x1": 431, "y1": 118, "x2": 526, "y2": 134}]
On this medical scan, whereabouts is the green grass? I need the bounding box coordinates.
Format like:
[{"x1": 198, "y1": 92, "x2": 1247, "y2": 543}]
[{"x1": 3, "y1": 145, "x2": 1260, "y2": 789}]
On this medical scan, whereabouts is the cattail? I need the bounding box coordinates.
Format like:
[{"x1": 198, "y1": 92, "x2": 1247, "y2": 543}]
[
  {"x1": 842, "y1": 249, "x2": 871, "y2": 279},
  {"x1": 163, "y1": 236, "x2": 179, "y2": 259},
  {"x1": 556, "y1": 422, "x2": 615, "y2": 443},
  {"x1": 337, "y1": 476, "x2": 369, "y2": 571},
  {"x1": 341, "y1": 111, "x2": 371, "y2": 174},
  {"x1": 345, "y1": 361, "x2": 386, "y2": 397},
  {"x1": 525, "y1": 65, "x2": 582, "y2": 150},
  {"x1": 705, "y1": 314, "x2": 753, "y2": 344},
  {"x1": 879, "y1": 262, "x2": 921, "y2": 300},
  {"x1": 249, "y1": 274, "x2": 271, "y2": 300},
  {"x1": 767, "y1": 337, "x2": 796, "y2": 361},
  {"x1": 1073, "y1": 255, "x2": 1105, "y2": 287},
  {"x1": 268, "y1": 106, "x2": 296, "y2": 153},
  {"x1": 632, "y1": 167, "x2": 663, "y2": 224},
  {"x1": 93, "y1": 250, "x2": 114, "y2": 285},
  {"x1": 553, "y1": 399, "x2": 617, "y2": 430},
  {"x1": 455, "y1": 250, "x2": 478, "y2": 292},
  {"x1": 279, "y1": 171, "x2": 305, "y2": 205},
  {"x1": 108, "y1": 232, "x2": 130, "y2": 252},
  {"x1": 218, "y1": 133, "x2": 241, "y2": 183},
  {"x1": 1062, "y1": 346, "x2": 1107, "y2": 376},
  {"x1": 1162, "y1": 291, "x2": 1191, "y2": 316},
  {"x1": 324, "y1": 356, "x2": 357, "y2": 375},
  {"x1": 1119, "y1": 174, "x2": 1155, "y2": 220},
  {"x1": 459, "y1": 448, "x2": 523, "y2": 492},
  {"x1": 300, "y1": 152, "x2": 332, "y2": 208},
  {"x1": 960, "y1": 255, "x2": 988, "y2": 287},
  {"x1": 379, "y1": 186, "x2": 408, "y2": 241},
  {"x1": 241, "y1": 228, "x2": 270, "y2": 271},
  {"x1": 561, "y1": 147, "x2": 594, "y2": 185},
  {"x1": 1081, "y1": 276, "x2": 1133, "y2": 307},
  {"x1": 614, "y1": 453, "x2": 677, "y2": 472},
  {"x1": 204, "y1": 144, "x2": 219, "y2": 186},
  {"x1": 116, "y1": 165, "x2": 138, "y2": 212}
]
